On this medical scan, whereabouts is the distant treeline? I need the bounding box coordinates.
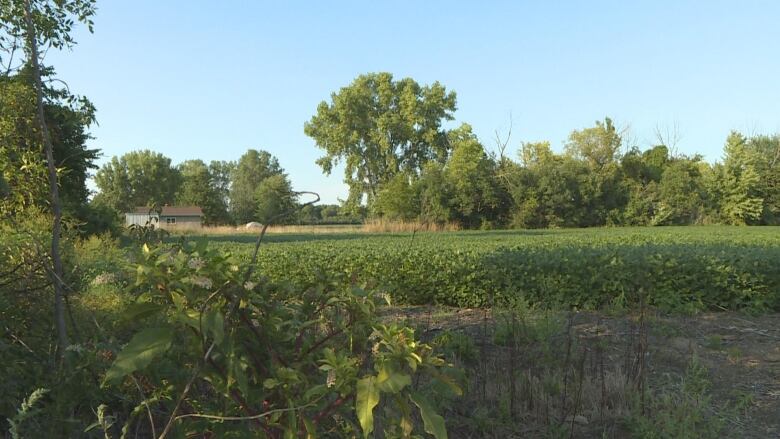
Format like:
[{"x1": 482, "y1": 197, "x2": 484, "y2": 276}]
[
  {"x1": 303, "y1": 73, "x2": 780, "y2": 228},
  {"x1": 91, "y1": 148, "x2": 359, "y2": 226},
  {"x1": 4, "y1": 68, "x2": 778, "y2": 231}
]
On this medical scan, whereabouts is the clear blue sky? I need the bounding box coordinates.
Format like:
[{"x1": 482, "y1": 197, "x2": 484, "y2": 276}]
[{"x1": 48, "y1": 1, "x2": 780, "y2": 204}]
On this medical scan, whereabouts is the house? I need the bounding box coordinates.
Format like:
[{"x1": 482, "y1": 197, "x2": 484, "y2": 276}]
[{"x1": 125, "y1": 206, "x2": 204, "y2": 229}]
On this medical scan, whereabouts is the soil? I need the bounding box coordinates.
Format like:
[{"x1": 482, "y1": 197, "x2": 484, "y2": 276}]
[{"x1": 383, "y1": 307, "x2": 780, "y2": 438}]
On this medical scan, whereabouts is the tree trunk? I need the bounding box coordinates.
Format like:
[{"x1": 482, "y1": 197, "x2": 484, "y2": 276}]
[{"x1": 23, "y1": 0, "x2": 70, "y2": 357}]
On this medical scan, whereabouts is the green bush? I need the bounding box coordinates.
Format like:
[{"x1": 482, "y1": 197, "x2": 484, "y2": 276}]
[{"x1": 94, "y1": 241, "x2": 460, "y2": 438}]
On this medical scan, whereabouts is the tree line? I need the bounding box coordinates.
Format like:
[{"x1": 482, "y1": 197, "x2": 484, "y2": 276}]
[
  {"x1": 92, "y1": 149, "x2": 357, "y2": 226},
  {"x1": 5, "y1": 65, "x2": 778, "y2": 230},
  {"x1": 305, "y1": 73, "x2": 780, "y2": 228}
]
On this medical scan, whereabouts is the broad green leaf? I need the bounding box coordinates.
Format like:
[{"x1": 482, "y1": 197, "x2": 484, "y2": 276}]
[
  {"x1": 121, "y1": 302, "x2": 162, "y2": 322},
  {"x1": 410, "y1": 391, "x2": 447, "y2": 439},
  {"x1": 356, "y1": 376, "x2": 380, "y2": 438},
  {"x1": 202, "y1": 309, "x2": 225, "y2": 344},
  {"x1": 376, "y1": 365, "x2": 411, "y2": 393},
  {"x1": 103, "y1": 327, "x2": 173, "y2": 385}
]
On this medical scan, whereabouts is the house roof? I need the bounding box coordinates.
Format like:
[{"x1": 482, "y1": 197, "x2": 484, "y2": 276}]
[{"x1": 131, "y1": 206, "x2": 204, "y2": 216}]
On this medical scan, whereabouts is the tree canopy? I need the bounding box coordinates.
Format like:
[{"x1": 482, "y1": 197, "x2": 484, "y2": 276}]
[
  {"x1": 305, "y1": 72, "x2": 457, "y2": 211},
  {"x1": 93, "y1": 150, "x2": 180, "y2": 212}
]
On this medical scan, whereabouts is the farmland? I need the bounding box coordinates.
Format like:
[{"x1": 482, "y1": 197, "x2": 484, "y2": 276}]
[{"x1": 189, "y1": 226, "x2": 780, "y2": 312}]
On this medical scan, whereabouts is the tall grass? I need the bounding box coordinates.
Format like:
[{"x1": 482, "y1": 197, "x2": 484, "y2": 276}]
[
  {"x1": 362, "y1": 219, "x2": 461, "y2": 233},
  {"x1": 179, "y1": 224, "x2": 363, "y2": 235}
]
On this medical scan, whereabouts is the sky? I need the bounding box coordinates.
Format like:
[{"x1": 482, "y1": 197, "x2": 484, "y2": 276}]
[{"x1": 47, "y1": 0, "x2": 780, "y2": 204}]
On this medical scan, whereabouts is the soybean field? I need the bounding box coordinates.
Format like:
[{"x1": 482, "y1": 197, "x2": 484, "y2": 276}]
[{"x1": 192, "y1": 226, "x2": 780, "y2": 312}]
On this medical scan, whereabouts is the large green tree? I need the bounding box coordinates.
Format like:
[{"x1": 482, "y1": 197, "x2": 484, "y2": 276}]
[
  {"x1": 715, "y1": 131, "x2": 780, "y2": 225},
  {"x1": 653, "y1": 157, "x2": 705, "y2": 225},
  {"x1": 229, "y1": 149, "x2": 284, "y2": 224},
  {"x1": 304, "y1": 72, "x2": 457, "y2": 210},
  {"x1": 209, "y1": 159, "x2": 235, "y2": 219},
  {"x1": 176, "y1": 159, "x2": 230, "y2": 225},
  {"x1": 373, "y1": 172, "x2": 420, "y2": 221},
  {"x1": 94, "y1": 150, "x2": 181, "y2": 212},
  {"x1": 1, "y1": 0, "x2": 96, "y2": 356},
  {"x1": 0, "y1": 70, "x2": 99, "y2": 220},
  {"x1": 445, "y1": 124, "x2": 506, "y2": 228},
  {"x1": 254, "y1": 173, "x2": 296, "y2": 224}
]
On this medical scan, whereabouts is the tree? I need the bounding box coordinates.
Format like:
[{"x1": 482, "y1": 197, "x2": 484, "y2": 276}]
[
  {"x1": 565, "y1": 117, "x2": 622, "y2": 169},
  {"x1": 254, "y1": 173, "x2": 295, "y2": 224},
  {"x1": 654, "y1": 158, "x2": 705, "y2": 225},
  {"x1": 0, "y1": 74, "x2": 46, "y2": 216},
  {"x1": 508, "y1": 148, "x2": 590, "y2": 228},
  {"x1": 305, "y1": 72, "x2": 457, "y2": 210},
  {"x1": 445, "y1": 124, "x2": 505, "y2": 228},
  {"x1": 176, "y1": 159, "x2": 229, "y2": 225},
  {"x1": 1, "y1": 0, "x2": 97, "y2": 356},
  {"x1": 719, "y1": 132, "x2": 764, "y2": 225},
  {"x1": 418, "y1": 162, "x2": 454, "y2": 225},
  {"x1": 229, "y1": 149, "x2": 284, "y2": 224},
  {"x1": 208, "y1": 159, "x2": 235, "y2": 221},
  {"x1": 0, "y1": 68, "x2": 100, "y2": 232},
  {"x1": 94, "y1": 150, "x2": 181, "y2": 212},
  {"x1": 373, "y1": 172, "x2": 420, "y2": 221},
  {"x1": 565, "y1": 118, "x2": 626, "y2": 225}
]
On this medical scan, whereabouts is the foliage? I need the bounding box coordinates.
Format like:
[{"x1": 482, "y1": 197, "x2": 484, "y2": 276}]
[
  {"x1": 254, "y1": 173, "x2": 296, "y2": 224},
  {"x1": 628, "y1": 356, "x2": 726, "y2": 439},
  {"x1": 198, "y1": 227, "x2": 780, "y2": 312},
  {"x1": 0, "y1": 76, "x2": 47, "y2": 216},
  {"x1": 176, "y1": 159, "x2": 231, "y2": 225},
  {"x1": 95, "y1": 241, "x2": 459, "y2": 437},
  {"x1": 373, "y1": 172, "x2": 420, "y2": 221},
  {"x1": 229, "y1": 149, "x2": 285, "y2": 224},
  {"x1": 93, "y1": 150, "x2": 181, "y2": 213},
  {"x1": 445, "y1": 124, "x2": 507, "y2": 228},
  {"x1": 305, "y1": 72, "x2": 457, "y2": 211},
  {"x1": 7, "y1": 388, "x2": 49, "y2": 439}
]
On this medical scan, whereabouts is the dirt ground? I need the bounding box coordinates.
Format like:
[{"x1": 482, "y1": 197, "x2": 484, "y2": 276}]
[{"x1": 384, "y1": 307, "x2": 780, "y2": 438}]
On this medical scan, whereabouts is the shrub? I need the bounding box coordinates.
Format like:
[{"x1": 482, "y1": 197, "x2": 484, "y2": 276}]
[{"x1": 97, "y1": 241, "x2": 460, "y2": 437}]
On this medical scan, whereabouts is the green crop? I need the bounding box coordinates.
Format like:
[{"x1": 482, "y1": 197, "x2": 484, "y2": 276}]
[{"x1": 194, "y1": 226, "x2": 780, "y2": 312}]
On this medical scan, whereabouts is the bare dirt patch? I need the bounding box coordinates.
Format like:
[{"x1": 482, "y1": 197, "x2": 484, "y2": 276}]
[{"x1": 383, "y1": 307, "x2": 780, "y2": 438}]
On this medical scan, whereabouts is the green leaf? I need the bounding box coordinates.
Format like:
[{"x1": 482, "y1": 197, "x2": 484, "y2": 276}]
[
  {"x1": 202, "y1": 310, "x2": 225, "y2": 344},
  {"x1": 410, "y1": 391, "x2": 447, "y2": 439},
  {"x1": 103, "y1": 327, "x2": 174, "y2": 385},
  {"x1": 303, "y1": 418, "x2": 317, "y2": 439},
  {"x1": 376, "y1": 365, "x2": 411, "y2": 393},
  {"x1": 356, "y1": 376, "x2": 380, "y2": 438},
  {"x1": 121, "y1": 302, "x2": 162, "y2": 322}
]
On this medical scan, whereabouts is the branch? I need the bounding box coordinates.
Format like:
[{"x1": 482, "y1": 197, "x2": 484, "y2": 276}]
[
  {"x1": 131, "y1": 375, "x2": 157, "y2": 439},
  {"x1": 174, "y1": 404, "x2": 313, "y2": 422}
]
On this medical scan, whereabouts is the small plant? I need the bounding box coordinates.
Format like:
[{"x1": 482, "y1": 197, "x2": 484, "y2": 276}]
[
  {"x1": 628, "y1": 355, "x2": 725, "y2": 439},
  {"x1": 7, "y1": 388, "x2": 49, "y2": 439},
  {"x1": 433, "y1": 330, "x2": 478, "y2": 364},
  {"x1": 704, "y1": 335, "x2": 723, "y2": 351}
]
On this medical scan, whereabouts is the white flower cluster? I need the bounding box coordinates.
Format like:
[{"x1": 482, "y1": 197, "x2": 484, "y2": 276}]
[
  {"x1": 187, "y1": 257, "x2": 206, "y2": 270},
  {"x1": 91, "y1": 272, "x2": 117, "y2": 286},
  {"x1": 326, "y1": 369, "x2": 337, "y2": 388},
  {"x1": 188, "y1": 276, "x2": 213, "y2": 289}
]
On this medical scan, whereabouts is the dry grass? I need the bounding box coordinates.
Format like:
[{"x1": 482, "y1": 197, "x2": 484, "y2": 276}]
[
  {"x1": 171, "y1": 220, "x2": 461, "y2": 235},
  {"x1": 177, "y1": 224, "x2": 363, "y2": 235},
  {"x1": 362, "y1": 219, "x2": 461, "y2": 233}
]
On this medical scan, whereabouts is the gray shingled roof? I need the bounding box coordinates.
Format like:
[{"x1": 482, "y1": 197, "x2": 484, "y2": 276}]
[{"x1": 132, "y1": 206, "x2": 203, "y2": 216}]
